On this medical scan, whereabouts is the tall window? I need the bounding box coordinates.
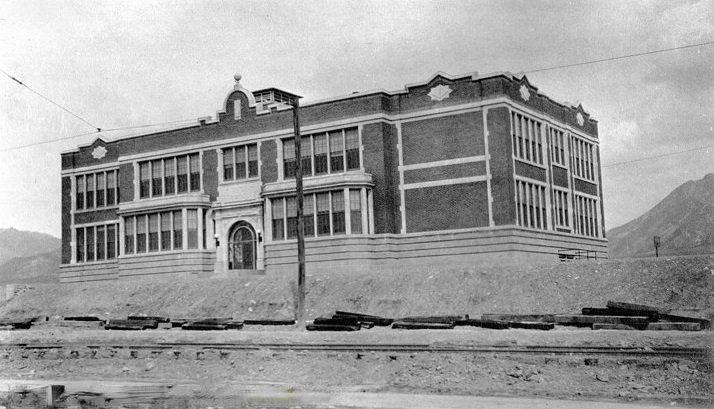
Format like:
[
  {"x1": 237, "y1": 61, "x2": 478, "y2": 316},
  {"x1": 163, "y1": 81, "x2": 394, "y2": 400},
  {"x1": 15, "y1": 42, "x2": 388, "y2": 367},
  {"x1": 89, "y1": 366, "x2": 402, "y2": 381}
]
[
  {"x1": 86, "y1": 174, "x2": 95, "y2": 208},
  {"x1": 107, "y1": 225, "x2": 116, "y2": 259},
  {"x1": 350, "y1": 189, "x2": 362, "y2": 234},
  {"x1": 125, "y1": 217, "x2": 134, "y2": 254},
  {"x1": 316, "y1": 193, "x2": 330, "y2": 236},
  {"x1": 148, "y1": 213, "x2": 159, "y2": 251},
  {"x1": 332, "y1": 191, "x2": 345, "y2": 234},
  {"x1": 553, "y1": 189, "x2": 569, "y2": 229},
  {"x1": 511, "y1": 111, "x2": 543, "y2": 165},
  {"x1": 570, "y1": 137, "x2": 596, "y2": 182},
  {"x1": 139, "y1": 162, "x2": 150, "y2": 198},
  {"x1": 222, "y1": 143, "x2": 259, "y2": 181},
  {"x1": 86, "y1": 226, "x2": 95, "y2": 261},
  {"x1": 549, "y1": 127, "x2": 567, "y2": 167},
  {"x1": 303, "y1": 195, "x2": 315, "y2": 236},
  {"x1": 173, "y1": 210, "x2": 183, "y2": 249},
  {"x1": 107, "y1": 171, "x2": 116, "y2": 205},
  {"x1": 187, "y1": 209, "x2": 198, "y2": 249},
  {"x1": 160, "y1": 212, "x2": 171, "y2": 251},
  {"x1": 177, "y1": 156, "x2": 188, "y2": 193},
  {"x1": 76, "y1": 175, "x2": 85, "y2": 210},
  {"x1": 282, "y1": 127, "x2": 360, "y2": 178},
  {"x1": 573, "y1": 195, "x2": 598, "y2": 238},
  {"x1": 151, "y1": 160, "x2": 163, "y2": 196},
  {"x1": 76, "y1": 228, "x2": 85, "y2": 262},
  {"x1": 272, "y1": 199, "x2": 284, "y2": 240},
  {"x1": 96, "y1": 225, "x2": 105, "y2": 260},
  {"x1": 286, "y1": 197, "x2": 298, "y2": 239},
  {"x1": 189, "y1": 153, "x2": 200, "y2": 191},
  {"x1": 96, "y1": 173, "x2": 105, "y2": 207},
  {"x1": 136, "y1": 215, "x2": 147, "y2": 253},
  {"x1": 164, "y1": 158, "x2": 176, "y2": 195}
]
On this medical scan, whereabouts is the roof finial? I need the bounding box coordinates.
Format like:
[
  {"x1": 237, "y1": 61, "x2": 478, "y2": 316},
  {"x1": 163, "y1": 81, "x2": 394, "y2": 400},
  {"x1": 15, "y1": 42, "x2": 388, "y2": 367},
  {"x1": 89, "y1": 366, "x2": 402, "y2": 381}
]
[{"x1": 234, "y1": 73, "x2": 242, "y2": 83}]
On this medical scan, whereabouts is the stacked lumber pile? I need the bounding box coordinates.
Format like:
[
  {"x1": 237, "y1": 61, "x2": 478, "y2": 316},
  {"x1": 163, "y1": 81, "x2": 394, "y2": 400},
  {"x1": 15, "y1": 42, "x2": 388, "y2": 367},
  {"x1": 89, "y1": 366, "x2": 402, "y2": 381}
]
[{"x1": 571, "y1": 301, "x2": 710, "y2": 331}]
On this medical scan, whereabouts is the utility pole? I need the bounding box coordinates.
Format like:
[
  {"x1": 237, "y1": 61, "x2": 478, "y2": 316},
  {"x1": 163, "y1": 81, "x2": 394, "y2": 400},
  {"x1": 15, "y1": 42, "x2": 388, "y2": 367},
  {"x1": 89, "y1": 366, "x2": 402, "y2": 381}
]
[{"x1": 291, "y1": 98, "x2": 306, "y2": 328}]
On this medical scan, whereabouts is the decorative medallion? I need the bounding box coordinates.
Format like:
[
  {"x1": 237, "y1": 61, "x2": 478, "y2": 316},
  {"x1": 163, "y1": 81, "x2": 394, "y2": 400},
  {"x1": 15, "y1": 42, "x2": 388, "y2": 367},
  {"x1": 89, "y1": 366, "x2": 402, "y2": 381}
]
[
  {"x1": 91, "y1": 146, "x2": 107, "y2": 160},
  {"x1": 576, "y1": 112, "x2": 584, "y2": 126},
  {"x1": 519, "y1": 85, "x2": 530, "y2": 101},
  {"x1": 428, "y1": 85, "x2": 453, "y2": 101}
]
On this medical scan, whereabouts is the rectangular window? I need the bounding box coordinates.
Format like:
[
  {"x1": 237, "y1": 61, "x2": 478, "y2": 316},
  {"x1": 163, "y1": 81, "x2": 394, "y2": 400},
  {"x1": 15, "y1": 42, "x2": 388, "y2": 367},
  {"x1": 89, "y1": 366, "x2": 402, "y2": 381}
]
[
  {"x1": 223, "y1": 148, "x2": 234, "y2": 180},
  {"x1": 106, "y1": 171, "x2": 116, "y2": 205},
  {"x1": 124, "y1": 217, "x2": 134, "y2": 255},
  {"x1": 148, "y1": 213, "x2": 159, "y2": 251},
  {"x1": 303, "y1": 194, "x2": 315, "y2": 237},
  {"x1": 177, "y1": 156, "x2": 188, "y2": 193},
  {"x1": 164, "y1": 158, "x2": 176, "y2": 194},
  {"x1": 173, "y1": 210, "x2": 183, "y2": 249},
  {"x1": 511, "y1": 111, "x2": 544, "y2": 165},
  {"x1": 283, "y1": 139, "x2": 296, "y2": 178},
  {"x1": 329, "y1": 131, "x2": 344, "y2": 172},
  {"x1": 272, "y1": 199, "x2": 284, "y2": 240},
  {"x1": 301, "y1": 136, "x2": 312, "y2": 177},
  {"x1": 235, "y1": 145, "x2": 246, "y2": 179},
  {"x1": 86, "y1": 226, "x2": 95, "y2": 261},
  {"x1": 331, "y1": 191, "x2": 345, "y2": 235},
  {"x1": 76, "y1": 227, "x2": 85, "y2": 262},
  {"x1": 314, "y1": 134, "x2": 328, "y2": 175},
  {"x1": 516, "y1": 180, "x2": 546, "y2": 230},
  {"x1": 139, "y1": 162, "x2": 150, "y2": 198},
  {"x1": 160, "y1": 212, "x2": 171, "y2": 251},
  {"x1": 96, "y1": 225, "x2": 105, "y2": 261},
  {"x1": 136, "y1": 215, "x2": 147, "y2": 253},
  {"x1": 86, "y1": 174, "x2": 95, "y2": 208},
  {"x1": 96, "y1": 173, "x2": 105, "y2": 207},
  {"x1": 189, "y1": 153, "x2": 200, "y2": 191},
  {"x1": 76, "y1": 175, "x2": 85, "y2": 210},
  {"x1": 316, "y1": 193, "x2": 330, "y2": 235},
  {"x1": 350, "y1": 189, "x2": 362, "y2": 234},
  {"x1": 187, "y1": 209, "x2": 198, "y2": 249},
  {"x1": 345, "y1": 128, "x2": 360, "y2": 170},
  {"x1": 151, "y1": 160, "x2": 163, "y2": 196},
  {"x1": 247, "y1": 144, "x2": 258, "y2": 177},
  {"x1": 107, "y1": 224, "x2": 116, "y2": 259},
  {"x1": 286, "y1": 197, "x2": 298, "y2": 239}
]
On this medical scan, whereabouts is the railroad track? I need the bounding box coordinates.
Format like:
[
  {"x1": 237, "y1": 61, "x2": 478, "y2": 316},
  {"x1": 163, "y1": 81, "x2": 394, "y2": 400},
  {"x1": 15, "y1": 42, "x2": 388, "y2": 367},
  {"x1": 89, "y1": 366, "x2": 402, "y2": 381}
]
[{"x1": 4, "y1": 342, "x2": 711, "y2": 359}]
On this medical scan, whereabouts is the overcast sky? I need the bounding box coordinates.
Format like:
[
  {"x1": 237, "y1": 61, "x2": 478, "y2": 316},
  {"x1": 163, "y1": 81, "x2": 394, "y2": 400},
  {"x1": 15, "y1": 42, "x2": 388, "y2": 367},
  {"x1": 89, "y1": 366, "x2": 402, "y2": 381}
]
[{"x1": 1, "y1": 0, "x2": 712, "y2": 237}]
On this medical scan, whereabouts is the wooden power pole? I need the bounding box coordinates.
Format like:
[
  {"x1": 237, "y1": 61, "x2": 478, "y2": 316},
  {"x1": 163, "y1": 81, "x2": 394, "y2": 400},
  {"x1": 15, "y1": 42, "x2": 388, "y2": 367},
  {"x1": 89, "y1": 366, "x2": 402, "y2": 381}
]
[{"x1": 291, "y1": 98, "x2": 306, "y2": 327}]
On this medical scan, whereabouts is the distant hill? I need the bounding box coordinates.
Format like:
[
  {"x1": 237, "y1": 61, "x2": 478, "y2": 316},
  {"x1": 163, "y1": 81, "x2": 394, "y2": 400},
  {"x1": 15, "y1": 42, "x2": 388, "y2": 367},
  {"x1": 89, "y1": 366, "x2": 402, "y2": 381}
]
[
  {"x1": 0, "y1": 228, "x2": 60, "y2": 284},
  {"x1": 608, "y1": 173, "x2": 714, "y2": 258}
]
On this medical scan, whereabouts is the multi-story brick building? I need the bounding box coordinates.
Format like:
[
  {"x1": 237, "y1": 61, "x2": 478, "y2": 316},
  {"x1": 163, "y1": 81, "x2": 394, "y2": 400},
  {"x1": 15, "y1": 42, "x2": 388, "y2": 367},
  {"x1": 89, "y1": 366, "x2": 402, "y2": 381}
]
[{"x1": 60, "y1": 71, "x2": 607, "y2": 282}]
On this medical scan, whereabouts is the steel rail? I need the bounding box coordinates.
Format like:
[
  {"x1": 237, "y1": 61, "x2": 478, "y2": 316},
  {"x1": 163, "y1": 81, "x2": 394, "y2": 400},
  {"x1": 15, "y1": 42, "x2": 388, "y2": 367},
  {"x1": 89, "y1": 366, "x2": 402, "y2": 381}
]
[{"x1": 4, "y1": 342, "x2": 710, "y2": 358}]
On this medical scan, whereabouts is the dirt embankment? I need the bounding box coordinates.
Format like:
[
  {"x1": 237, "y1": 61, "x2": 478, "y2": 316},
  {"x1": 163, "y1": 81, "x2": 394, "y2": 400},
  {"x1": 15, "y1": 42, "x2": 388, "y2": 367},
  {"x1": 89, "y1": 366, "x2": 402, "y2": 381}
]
[{"x1": 1, "y1": 255, "x2": 712, "y2": 320}]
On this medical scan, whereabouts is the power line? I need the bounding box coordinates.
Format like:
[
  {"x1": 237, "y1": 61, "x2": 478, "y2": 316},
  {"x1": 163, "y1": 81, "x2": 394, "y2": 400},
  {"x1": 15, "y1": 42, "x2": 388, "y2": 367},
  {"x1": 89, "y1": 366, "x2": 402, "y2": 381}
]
[
  {"x1": 522, "y1": 40, "x2": 714, "y2": 74},
  {"x1": 0, "y1": 119, "x2": 197, "y2": 153},
  {"x1": 602, "y1": 143, "x2": 714, "y2": 168},
  {"x1": 1, "y1": 68, "x2": 101, "y2": 131}
]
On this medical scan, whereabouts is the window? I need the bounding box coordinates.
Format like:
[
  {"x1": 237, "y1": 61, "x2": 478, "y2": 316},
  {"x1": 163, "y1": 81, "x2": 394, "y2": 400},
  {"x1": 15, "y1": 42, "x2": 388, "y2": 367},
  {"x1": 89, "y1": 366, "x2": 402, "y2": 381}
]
[
  {"x1": 316, "y1": 193, "x2": 330, "y2": 236},
  {"x1": 303, "y1": 195, "x2": 314, "y2": 236},
  {"x1": 107, "y1": 171, "x2": 116, "y2": 205},
  {"x1": 187, "y1": 209, "x2": 198, "y2": 249},
  {"x1": 573, "y1": 194, "x2": 599, "y2": 237},
  {"x1": 75, "y1": 223, "x2": 119, "y2": 263},
  {"x1": 76, "y1": 175, "x2": 85, "y2": 210},
  {"x1": 151, "y1": 160, "x2": 163, "y2": 197},
  {"x1": 271, "y1": 189, "x2": 368, "y2": 240},
  {"x1": 286, "y1": 197, "x2": 298, "y2": 239},
  {"x1": 86, "y1": 174, "x2": 95, "y2": 208},
  {"x1": 511, "y1": 111, "x2": 543, "y2": 165},
  {"x1": 553, "y1": 189, "x2": 570, "y2": 229},
  {"x1": 107, "y1": 224, "x2": 116, "y2": 259},
  {"x1": 272, "y1": 199, "x2": 284, "y2": 240},
  {"x1": 164, "y1": 158, "x2": 176, "y2": 195},
  {"x1": 189, "y1": 153, "x2": 200, "y2": 191},
  {"x1": 350, "y1": 189, "x2": 362, "y2": 234},
  {"x1": 222, "y1": 143, "x2": 259, "y2": 181},
  {"x1": 282, "y1": 127, "x2": 360, "y2": 178},
  {"x1": 76, "y1": 228, "x2": 85, "y2": 262},
  {"x1": 160, "y1": 212, "x2": 171, "y2": 251},
  {"x1": 177, "y1": 156, "x2": 188, "y2": 193},
  {"x1": 570, "y1": 137, "x2": 596, "y2": 182},
  {"x1": 86, "y1": 226, "x2": 95, "y2": 261},
  {"x1": 136, "y1": 215, "x2": 147, "y2": 253},
  {"x1": 125, "y1": 217, "x2": 135, "y2": 254},
  {"x1": 549, "y1": 127, "x2": 567, "y2": 167},
  {"x1": 516, "y1": 179, "x2": 547, "y2": 230},
  {"x1": 148, "y1": 213, "x2": 159, "y2": 251},
  {"x1": 332, "y1": 190, "x2": 345, "y2": 234},
  {"x1": 96, "y1": 173, "x2": 105, "y2": 207},
  {"x1": 139, "y1": 163, "x2": 150, "y2": 199},
  {"x1": 173, "y1": 210, "x2": 183, "y2": 249},
  {"x1": 96, "y1": 225, "x2": 105, "y2": 260}
]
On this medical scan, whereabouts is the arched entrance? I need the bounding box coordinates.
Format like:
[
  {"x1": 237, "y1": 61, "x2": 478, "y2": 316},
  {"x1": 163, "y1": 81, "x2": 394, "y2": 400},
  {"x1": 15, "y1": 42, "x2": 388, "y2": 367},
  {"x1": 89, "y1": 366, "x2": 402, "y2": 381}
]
[{"x1": 227, "y1": 221, "x2": 257, "y2": 270}]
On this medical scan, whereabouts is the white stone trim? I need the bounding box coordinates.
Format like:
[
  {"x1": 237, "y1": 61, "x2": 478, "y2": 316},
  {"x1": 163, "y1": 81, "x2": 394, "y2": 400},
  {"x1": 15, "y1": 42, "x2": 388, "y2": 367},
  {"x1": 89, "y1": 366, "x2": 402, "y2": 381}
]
[
  {"x1": 482, "y1": 109, "x2": 494, "y2": 227},
  {"x1": 399, "y1": 155, "x2": 485, "y2": 171},
  {"x1": 403, "y1": 175, "x2": 488, "y2": 190},
  {"x1": 396, "y1": 122, "x2": 406, "y2": 234}
]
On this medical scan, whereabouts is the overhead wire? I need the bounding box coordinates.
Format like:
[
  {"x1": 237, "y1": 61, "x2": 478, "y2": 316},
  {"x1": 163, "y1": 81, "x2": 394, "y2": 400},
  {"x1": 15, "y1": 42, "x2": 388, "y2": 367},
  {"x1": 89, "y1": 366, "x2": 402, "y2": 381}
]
[{"x1": 602, "y1": 143, "x2": 714, "y2": 168}]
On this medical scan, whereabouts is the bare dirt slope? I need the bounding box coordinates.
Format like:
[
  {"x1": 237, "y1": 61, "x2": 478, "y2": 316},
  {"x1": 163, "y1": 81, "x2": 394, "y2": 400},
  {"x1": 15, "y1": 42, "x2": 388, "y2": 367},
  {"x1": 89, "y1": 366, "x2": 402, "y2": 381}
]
[{"x1": 1, "y1": 255, "x2": 712, "y2": 320}]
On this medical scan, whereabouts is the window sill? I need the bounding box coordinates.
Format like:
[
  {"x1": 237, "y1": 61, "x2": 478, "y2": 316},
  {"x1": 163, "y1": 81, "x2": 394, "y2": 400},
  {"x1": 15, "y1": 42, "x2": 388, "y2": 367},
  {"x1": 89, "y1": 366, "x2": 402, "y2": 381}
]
[
  {"x1": 264, "y1": 172, "x2": 374, "y2": 196},
  {"x1": 513, "y1": 158, "x2": 547, "y2": 170},
  {"x1": 74, "y1": 205, "x2": 119, "y2": 213},
  {"x1": 220, "y1": 177, "x2": 261, "y2": 186}
]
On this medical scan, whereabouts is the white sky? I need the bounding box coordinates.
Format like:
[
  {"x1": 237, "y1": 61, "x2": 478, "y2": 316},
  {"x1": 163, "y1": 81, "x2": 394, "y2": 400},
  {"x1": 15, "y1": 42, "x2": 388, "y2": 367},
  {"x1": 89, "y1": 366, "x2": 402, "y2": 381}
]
[{"x1": 1, "y1": 0, "x2": 712, "y2": 237}]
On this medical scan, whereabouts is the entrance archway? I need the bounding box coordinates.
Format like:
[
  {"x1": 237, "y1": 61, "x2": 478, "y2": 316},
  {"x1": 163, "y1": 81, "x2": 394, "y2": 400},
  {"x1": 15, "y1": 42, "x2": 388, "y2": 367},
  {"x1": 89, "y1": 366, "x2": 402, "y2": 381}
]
[{"x1": 227, "y1": 221, "x2": 256, "y2": 270}]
